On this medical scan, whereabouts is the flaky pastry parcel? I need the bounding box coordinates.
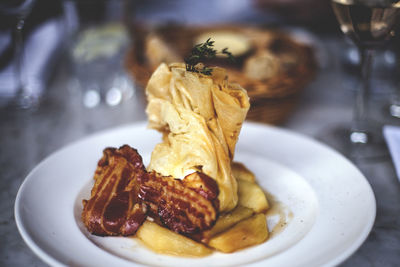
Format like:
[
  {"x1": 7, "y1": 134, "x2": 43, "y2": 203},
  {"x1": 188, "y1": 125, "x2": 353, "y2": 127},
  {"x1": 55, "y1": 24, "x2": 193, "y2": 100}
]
[{"x1": 146, "y1": 63, "x2": 250, "y2": 211}]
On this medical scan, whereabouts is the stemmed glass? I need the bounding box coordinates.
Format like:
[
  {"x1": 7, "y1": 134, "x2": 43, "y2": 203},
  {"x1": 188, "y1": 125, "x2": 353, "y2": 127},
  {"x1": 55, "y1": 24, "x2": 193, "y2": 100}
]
[
  {"x1": 0, "y1": 0, "x2": 36, "y2": 109},
  {"x1": 330, "y1": 0, "x2": 400, "y2": 158}
]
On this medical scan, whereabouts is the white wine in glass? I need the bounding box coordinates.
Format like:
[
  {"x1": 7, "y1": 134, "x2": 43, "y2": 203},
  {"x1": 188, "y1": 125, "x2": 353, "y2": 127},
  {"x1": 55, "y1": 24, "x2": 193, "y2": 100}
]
[
  {"x1": 332, "y1": 0, "x2": 400, "y2": 47},
  {"x1": 331, "y1": 0, "x2": 400, "y2": 158}
]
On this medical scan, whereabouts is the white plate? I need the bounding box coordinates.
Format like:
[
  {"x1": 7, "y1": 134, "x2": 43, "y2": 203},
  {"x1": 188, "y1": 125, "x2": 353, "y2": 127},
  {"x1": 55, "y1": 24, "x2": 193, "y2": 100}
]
[{"x1": 15, "y1": 122, "x2": 376, "y2": 267}]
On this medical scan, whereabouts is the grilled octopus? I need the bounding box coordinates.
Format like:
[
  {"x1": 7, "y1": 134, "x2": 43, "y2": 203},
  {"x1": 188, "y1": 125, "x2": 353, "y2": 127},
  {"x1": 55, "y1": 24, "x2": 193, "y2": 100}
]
[{"x1": 82, "y1": 145, "x2": 219, "y2": 236}]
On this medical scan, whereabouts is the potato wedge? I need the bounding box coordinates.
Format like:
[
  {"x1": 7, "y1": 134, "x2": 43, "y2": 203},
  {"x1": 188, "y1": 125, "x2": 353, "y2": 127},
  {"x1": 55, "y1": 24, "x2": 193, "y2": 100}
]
[
  {"x1": 232, "y1": 162, "x2": 255, "y2": 182},
  {"x1": 237, "y1": 179, "x2": 269, "y2": 213},
  {"x1": 208, "y1": 213, "x2": 269, "y2": 253},
  {"x1": 136, "y1": 221, "x2": 212, "y2": 257},
  {"x1": 201, "y1": 205, "x2": 254, "y2": 242}
]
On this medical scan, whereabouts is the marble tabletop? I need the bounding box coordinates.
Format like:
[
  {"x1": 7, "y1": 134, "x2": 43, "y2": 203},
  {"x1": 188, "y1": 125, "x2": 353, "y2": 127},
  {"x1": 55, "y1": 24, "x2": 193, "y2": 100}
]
[{"x1": 1, "y1": 36, "x2": 400, "y2": 267}]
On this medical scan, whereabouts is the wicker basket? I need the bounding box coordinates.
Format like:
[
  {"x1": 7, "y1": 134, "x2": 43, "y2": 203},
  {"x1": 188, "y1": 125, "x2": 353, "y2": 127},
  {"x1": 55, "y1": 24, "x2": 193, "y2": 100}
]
[{"x1": 125, "y1": 25, "x2": 316, "y2": 125}]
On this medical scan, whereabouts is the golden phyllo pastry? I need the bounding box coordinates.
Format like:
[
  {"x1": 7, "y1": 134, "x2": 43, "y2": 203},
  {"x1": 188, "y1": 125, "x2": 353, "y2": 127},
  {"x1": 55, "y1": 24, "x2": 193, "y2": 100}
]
[{"x1": 146, "y1": 63, "x2": 250, "y2": 211}]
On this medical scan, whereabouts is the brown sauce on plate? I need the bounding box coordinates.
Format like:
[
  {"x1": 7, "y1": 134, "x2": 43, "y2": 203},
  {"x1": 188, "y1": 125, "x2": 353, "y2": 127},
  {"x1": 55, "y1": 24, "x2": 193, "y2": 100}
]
[{"x1": 265, "y1": 191, "x2": 293, "y2": 238}]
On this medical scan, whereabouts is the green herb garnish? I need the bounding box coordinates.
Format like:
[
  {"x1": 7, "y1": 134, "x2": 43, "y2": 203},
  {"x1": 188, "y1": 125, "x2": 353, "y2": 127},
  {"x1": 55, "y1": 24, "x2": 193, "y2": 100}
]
[
  {"x1": 184, "y1": 38, "x2": 234, "y2": 75},
  {"x1": 222, "y1": 47, "x2": 235, "y2": 62}
]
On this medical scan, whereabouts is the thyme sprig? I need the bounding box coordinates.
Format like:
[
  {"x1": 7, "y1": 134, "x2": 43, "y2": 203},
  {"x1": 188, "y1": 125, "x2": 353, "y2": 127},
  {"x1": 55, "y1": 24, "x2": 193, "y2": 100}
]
[
  {"x1": 222, "y1": 47, "x2": 235, "y2": 62},
  {"x1": 184, "y1": 38, "x2": 235, "y2": 75}
]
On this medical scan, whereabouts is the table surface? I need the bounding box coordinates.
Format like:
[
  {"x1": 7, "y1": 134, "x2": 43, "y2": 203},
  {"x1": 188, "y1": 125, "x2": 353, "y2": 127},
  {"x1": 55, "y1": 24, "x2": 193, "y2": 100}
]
[{"x1": 1, "y1": 36, "x2": 400, "y2": 267}]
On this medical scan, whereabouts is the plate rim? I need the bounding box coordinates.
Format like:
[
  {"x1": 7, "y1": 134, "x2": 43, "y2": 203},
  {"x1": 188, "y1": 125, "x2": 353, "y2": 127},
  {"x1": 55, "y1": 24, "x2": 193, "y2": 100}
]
[{"x1": 14, "y1": 121, "x2": 376, "y2": 267}]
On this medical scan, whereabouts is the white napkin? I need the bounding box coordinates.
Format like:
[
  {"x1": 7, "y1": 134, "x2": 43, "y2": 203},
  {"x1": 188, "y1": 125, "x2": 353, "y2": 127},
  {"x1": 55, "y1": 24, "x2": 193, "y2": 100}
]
[{"x1": 383, "y1": 125, "x2": 400, "y2": 181}]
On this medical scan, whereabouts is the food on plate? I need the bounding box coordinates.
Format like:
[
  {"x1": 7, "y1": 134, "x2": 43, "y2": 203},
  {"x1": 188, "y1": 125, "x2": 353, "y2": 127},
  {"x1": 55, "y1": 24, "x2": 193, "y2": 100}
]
[
  {"x1": 237, "y1": 179, "x2": 269, "y2": 213},
  {"x1": 146, "y1": 62, "x2": 249, "y2": 212},
  {"x1": 208, "y1": 213, "x2": 269, "y2": 253},
  {"x1": 81, "y1": 146, "x2": 147, "y2": 236},
  {"x1": 137, "y1": 220, "x2": 212, "y2": 257},
  {"x1": 140, "y1": 170, "x2": 219, "y2": 234},
  {"x1": 82, "y1": 142, "x2": 271, "y2": 254},
  {"x1": 82, "y1": 145, "x2": 219, "y2": 236},
  {"x1": 83, "y1": 39, "x2": 273, "y2": 255},
  {"x1": 199, "y1": 205, "x2": 254, "y2": 243},
  {"x1": 231, "y1": 161, "x2": 256, "y2": 182}
]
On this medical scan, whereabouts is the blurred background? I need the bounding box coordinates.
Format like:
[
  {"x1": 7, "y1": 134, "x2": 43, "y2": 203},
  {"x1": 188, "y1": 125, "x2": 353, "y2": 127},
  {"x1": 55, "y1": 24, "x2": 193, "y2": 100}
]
[
  {"x1": 1, "y1": 0, "x2": 400, "y2": 266},
  {"x1": 0, "y1": 0, "x2": 399, "y2": 115}
]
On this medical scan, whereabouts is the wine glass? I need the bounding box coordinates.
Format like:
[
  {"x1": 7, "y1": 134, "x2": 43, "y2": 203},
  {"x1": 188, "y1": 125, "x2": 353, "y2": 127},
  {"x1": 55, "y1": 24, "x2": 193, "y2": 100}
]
[
  {"x1": 0, "y1": 0, "x2": 36, "y2": 109},
  {"x1": 330, "y1": 0, "x2": 400, "y2": 158}
]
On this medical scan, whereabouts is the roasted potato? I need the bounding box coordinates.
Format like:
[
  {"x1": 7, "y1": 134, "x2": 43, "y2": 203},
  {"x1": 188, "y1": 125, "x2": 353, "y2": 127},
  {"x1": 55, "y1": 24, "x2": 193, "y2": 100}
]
[
  {"x1": 201, "y1": 205, "x2": 254, "y2": 242},
  {"x1": 237, "y1": 179, "x2": 269, "y2": 213},
  {"x1": 208, "y1": 213, "x2": 269, "y2": 253},
  {"x1": 136, "y1": 221, "x2": 212, "y2": 257},
  {"x1": 232, "y1": 162, "x2": 255, "y2": 182}
]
